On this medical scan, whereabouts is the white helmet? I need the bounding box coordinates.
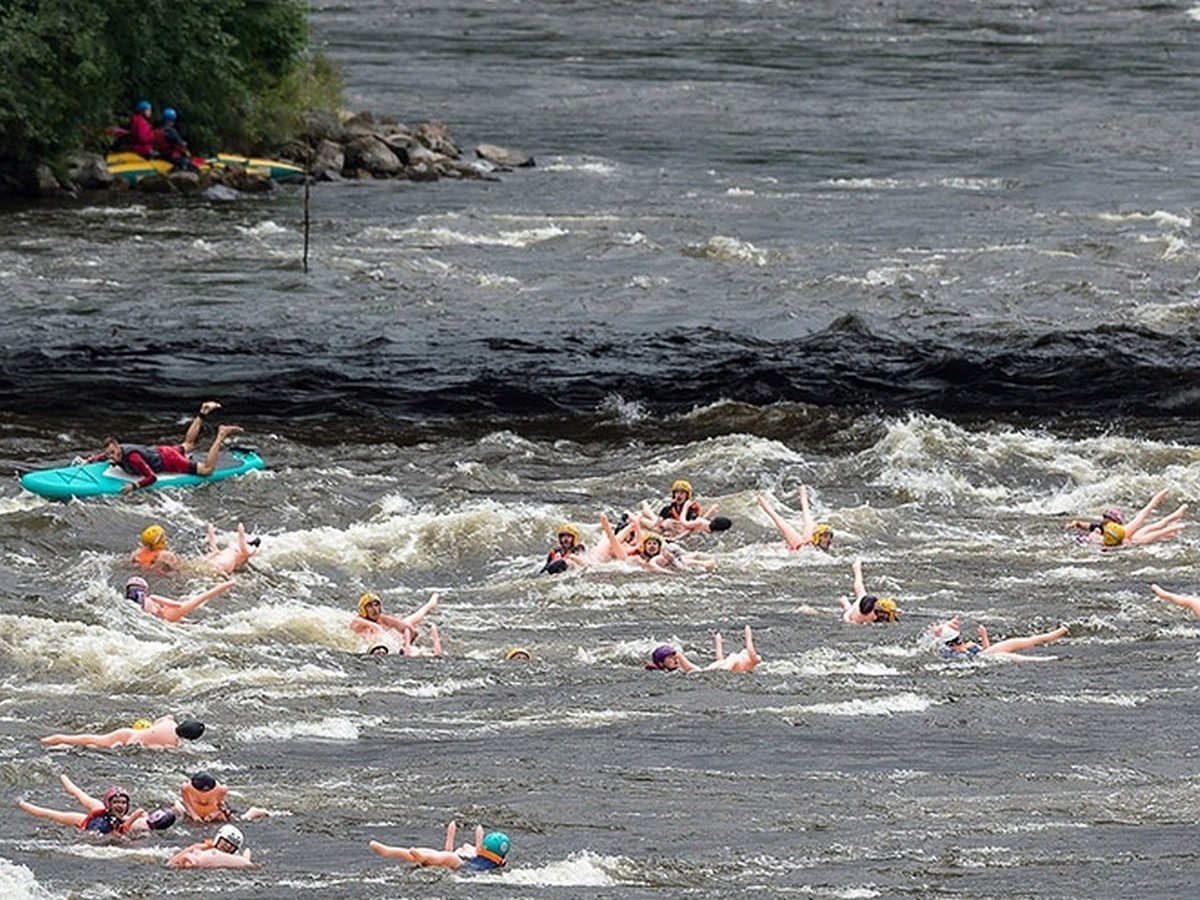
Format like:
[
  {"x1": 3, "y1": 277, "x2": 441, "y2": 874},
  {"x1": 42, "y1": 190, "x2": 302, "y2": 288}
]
[{"x1": 214, "y1": 824, "x2": 244, "y2": 852}]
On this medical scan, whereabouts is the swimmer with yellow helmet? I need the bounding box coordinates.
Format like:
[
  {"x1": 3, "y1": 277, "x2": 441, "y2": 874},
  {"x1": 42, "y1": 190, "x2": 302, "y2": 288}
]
[
  {"x1": 369, "y1": 820, "x2": 511, "y2": 871},
  {"x1": 351, "y1": 591, "x2": 442, "y2": 656},
  {"x1": 132, "y1": 523, "x2": 181, "y2": 574},
  {"x1": 1067, "y1": 489, "x2": 1186, "y2": 550},
  {"x1": 757, "y1": 485, "x2": 834, "y2": 553},
  {"x1": 543, "y1": 522, "x2": 586, "y2": 574},
  {"x1": 841, "y1": 559, "x2": 901, "y2": 624},
  {"x1": 639, "y1": 478, "x2": 732, "y2": 539}
]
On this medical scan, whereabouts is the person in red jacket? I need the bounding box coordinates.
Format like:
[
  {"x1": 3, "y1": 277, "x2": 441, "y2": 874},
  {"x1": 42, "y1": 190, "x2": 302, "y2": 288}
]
[
  {"x1": 87, "y1": 401, "x2": 243, "y2": 494},
  {"x1": 129, "y1": 100, "x2": 156, "y2": 158}
]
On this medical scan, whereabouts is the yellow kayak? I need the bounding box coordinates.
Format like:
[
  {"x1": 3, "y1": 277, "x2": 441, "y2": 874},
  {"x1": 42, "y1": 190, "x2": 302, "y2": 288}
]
[{"x1": 106, "y1": 151, "x2": 305, "y2": 185}]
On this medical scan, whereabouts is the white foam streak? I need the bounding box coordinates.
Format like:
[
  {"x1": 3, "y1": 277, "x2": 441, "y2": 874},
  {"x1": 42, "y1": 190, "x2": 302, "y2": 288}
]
[{"x1": 491, "y1": 850, "x2": 621, "y2": 886}]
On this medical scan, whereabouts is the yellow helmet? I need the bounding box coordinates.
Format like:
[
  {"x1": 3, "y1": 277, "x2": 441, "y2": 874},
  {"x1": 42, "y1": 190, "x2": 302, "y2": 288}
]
[
  {"x1": 641, "y1": 532, "x2": 664, "y2": 555},
  {"x1": 140, "y1": 524, "x2": 167, "y2": 549},
  {"x1": 358, "y1": 592, "x2": 382, "y2": 616},
  {"x1": 506, "y1": 647, "x2": 531, "y2": 660},
  {"x1": 1101, "y1": 521, "x2": 1126, "y2": 547},
  {"x1": 131, "y1": 719, "x2": 153, "y2": 730},
  {"x1": 557, "y1": 523, "x2": 580, "y2": 542},
  {"x1": 671, "y1": 480, "x2": 692, "y2": 498},
  {"x1": 873, "y1": 598, "x2": 899, "y2": 622},
  {"x1": 811, "y1": 523, "x2": 833, "y2": 546}
]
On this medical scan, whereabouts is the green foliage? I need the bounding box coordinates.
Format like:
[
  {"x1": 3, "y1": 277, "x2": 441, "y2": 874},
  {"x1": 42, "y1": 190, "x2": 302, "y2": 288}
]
[
  {"x1": 0, "y1": 0, "x2": 339, "y2": 185},
  {"x1": 0, "y1": 0, "x2": 118, "y2": 180}
]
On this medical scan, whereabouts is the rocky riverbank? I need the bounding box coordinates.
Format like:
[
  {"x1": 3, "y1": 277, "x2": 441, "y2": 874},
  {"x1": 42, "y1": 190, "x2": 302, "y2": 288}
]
[{"x1": 40, "y1": 110, "x2": 535, "y2": 195}]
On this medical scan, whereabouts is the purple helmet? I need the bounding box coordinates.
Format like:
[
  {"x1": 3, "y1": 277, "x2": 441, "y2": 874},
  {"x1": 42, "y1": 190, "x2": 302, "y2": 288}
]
[{"x1": 651, "y1": 645, "x2": 677, "y2": 667}]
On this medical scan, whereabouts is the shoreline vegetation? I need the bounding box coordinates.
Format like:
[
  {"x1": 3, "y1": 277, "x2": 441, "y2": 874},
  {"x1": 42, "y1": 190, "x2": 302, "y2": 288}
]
[{"x1": 0, "y1": 0, "x2": 531, "y2": 197}]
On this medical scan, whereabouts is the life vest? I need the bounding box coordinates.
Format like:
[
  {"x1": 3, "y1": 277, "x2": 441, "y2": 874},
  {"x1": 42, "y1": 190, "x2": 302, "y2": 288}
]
[
  {"x1": 180, "y1": 783, "x2": 229, "y2": 821},
  {"x1": 117, "y1": 444, "x2": 164, "y2": 475},
  {"x1": 662, "y1": 500, "x2": 701, "y2": 522}
]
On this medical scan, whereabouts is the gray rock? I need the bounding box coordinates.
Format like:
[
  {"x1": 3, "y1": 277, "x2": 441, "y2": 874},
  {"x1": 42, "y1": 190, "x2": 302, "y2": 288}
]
[
  {"x1": 417, "y1": 121, "x2": 461, "y2": 158},
  {"x1": 168, "y1": 171, "x2": 204, "y2": 192},
  {"x1": 68, "y1": 152, "x2": 114, "y2": 190},
  {"x1": 344, "y1": 135, "x2": 403, "y2": 176},
  {"x1": 476, "y1": 143, "x2": 535, "y2": 168},
  {"x1": 34, "y1": 165, "x2": 63, "y2": 192},
  {"x1": 311, "y1": 139, "x2": 345, "y2": 180}
]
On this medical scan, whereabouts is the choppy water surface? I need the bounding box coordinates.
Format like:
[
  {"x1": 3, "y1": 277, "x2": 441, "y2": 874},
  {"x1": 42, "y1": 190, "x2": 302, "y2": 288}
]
[{"x1": 4, "y1": 2, "x2": 1200, "y2": 898}]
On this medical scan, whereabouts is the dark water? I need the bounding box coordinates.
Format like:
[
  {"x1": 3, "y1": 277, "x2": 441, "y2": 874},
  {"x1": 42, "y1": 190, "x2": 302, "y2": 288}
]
[{"x1": 3, "y1": 1, "x2": 1200, "y2": 897}]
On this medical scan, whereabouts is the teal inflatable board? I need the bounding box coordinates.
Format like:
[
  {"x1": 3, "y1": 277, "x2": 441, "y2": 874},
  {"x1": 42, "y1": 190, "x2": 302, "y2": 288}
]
[{"x1": 20, "y1": 450, "x2": 265, "y2": 500}]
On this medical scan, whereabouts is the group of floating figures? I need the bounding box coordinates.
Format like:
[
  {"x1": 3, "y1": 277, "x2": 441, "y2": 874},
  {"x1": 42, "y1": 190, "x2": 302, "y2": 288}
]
[
  {"x1": 16, "y1": 403, "x2": 1200, "y2": 874},
  {"x1": 539, "y1": 479, "x2": 1193, "y2": 666}
]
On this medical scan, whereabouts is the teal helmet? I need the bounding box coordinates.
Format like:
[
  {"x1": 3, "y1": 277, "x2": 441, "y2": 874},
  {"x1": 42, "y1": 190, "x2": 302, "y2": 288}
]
[
  {"x1": 481, "y1": 830, "x2": 510, "y2": 860},
  {"x1": 136, "y1": 100, "x2": 151, "y2": 112}
]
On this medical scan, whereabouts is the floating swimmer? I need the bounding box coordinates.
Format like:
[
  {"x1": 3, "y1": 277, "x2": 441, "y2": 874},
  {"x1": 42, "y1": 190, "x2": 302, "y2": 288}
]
[
  {"x1": 369, "y1": 821, "x2": 510, "y2": 871},
  {"x1": 351, "y1": 591, "x2": 442, "y2": 656},
  {"x1": 132, "y1": 524, "x2": 181, "y2": 575},
  {"x1": 757, "y1": 485, "x2": 834, "y2": 552},
  {"x1": 1066, "y1": 489, "x2": 1186, "y2": 549},
  {"x1": 645, "y1": 625, "x2": 762, "y2": 673},
  {"x1": 125, "y1": 575, "x2": 235, "y2": 623},
  {"x1": 505, "y1": 647, "x2": 532, "y2": 661},
  {"x1": 203, "y1": 522, "x2": 261, "y2": 576},
  {"x1": 840, "y1": 560, "x2": 900, "y2": 624},
  {"x1": 926, "y1": 617, "x2": 1068, "y2": 661},
  {"x1": 175, "y1": 771, "x2": 269, "y2": 824},
  {"x1": 41, "y1": 714, "x2": 205, "y2": 749},
  {"x1": 542, "y1": 523, "x2": 586, "y2": 574},
  {"x1": 167, "y1": 823, "x2": 254, "y2": 869},
  {"x1": 1150, "y1": 583, "x2": 1200, "y2": 619},
  {"x1": 17, "y1": 773, "x2": 174, "y2": 837}
]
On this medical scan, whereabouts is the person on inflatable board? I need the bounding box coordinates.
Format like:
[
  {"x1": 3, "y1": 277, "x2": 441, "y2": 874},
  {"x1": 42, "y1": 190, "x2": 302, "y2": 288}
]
[
  {"x1": 18, "y1": 773, "x2": 174, "y2": 837},
  {"x1": 175, "y1": 771, "x2": 269, "y2": 824},
  {"x1": 153, "y1": 107, "x2": 197, "y2": 172},
  {"x1": 129, "y1": 99, "x2": 156, "y2": 158},
  {"x1": 86, "y1": 400, "x2": 243, "y2": 495},
  {"x1": 1150, "y1": 583, "x2": 1200, "y2": 619},
  {"x1": 840, "y1": 560, "x2": 901, "y2": 624},
  {"x1": 351, "y1": 592, "x2": 442, "y2": 656},
  {"x1": 646, "y1": 625, "x2": 762, "y2": 673},
  {"x1": 1066, "y1": 489, "x2": 1186, "y2": 549},
  {"x1": 638, "y1": 479, "x2": 732, "y2": 539},
  {"x1": 369, "y1": 821, "x2": 511, "y2": 871},
  {"x1": 542, "y1": 523, "x2": 587, "y2": 574},
  {"x1": 757, "y1": 485, "x2": 834, "y2": 552},
  {"x1": 926, "y1": 617, "x2": 1068, "y2": 660},
  {"x1": 167, "y1": 823, "x2": 254, "y2": 868},
  {"x1": 204, "y1": 522, "x2": 261, "y2": 576},
  {"x1": 41, "y1": 714, "x2": 206, "y2": 749},
  {"x1": 125, "y1": 575, "x2": 235, "y2": 623},
  {"x1": 133, "y1": 523, "x2": 181, "y2": 575}
]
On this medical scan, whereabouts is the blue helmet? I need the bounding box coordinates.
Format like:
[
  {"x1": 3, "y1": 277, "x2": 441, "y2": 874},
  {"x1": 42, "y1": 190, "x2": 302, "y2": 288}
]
[
  {"x1": 136, "y1": 100, "x2": 151, "y2": 112},
  {"x1": 162, "y1": 107, "x2": 177, "y2": 122},
  {"x1": 481, "y1": 830, "x2": 510, "y2": 860}
]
